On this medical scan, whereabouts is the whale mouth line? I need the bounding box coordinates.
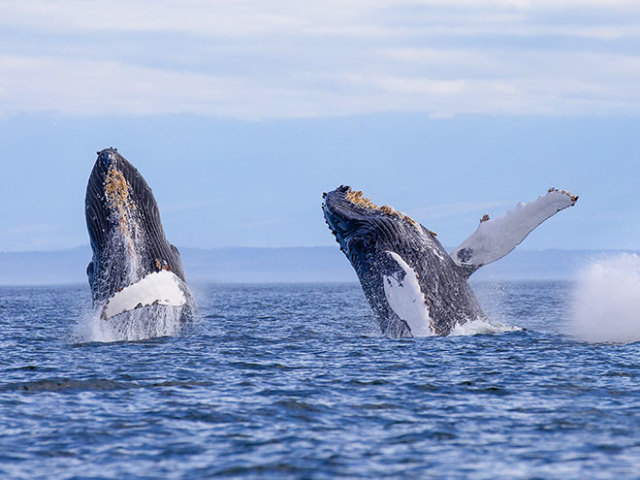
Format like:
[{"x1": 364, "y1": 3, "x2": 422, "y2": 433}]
[{"x1": 101, "y1": 270, "x2": 187, "y2": 320}]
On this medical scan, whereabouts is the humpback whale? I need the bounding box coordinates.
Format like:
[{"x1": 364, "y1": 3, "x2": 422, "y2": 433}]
[
  {"x1": 85, "y1": 148, "x2": 194, "y2": 327},
  {"x1": 323, "y1": 186, "x2": 578, "y2": 337}
]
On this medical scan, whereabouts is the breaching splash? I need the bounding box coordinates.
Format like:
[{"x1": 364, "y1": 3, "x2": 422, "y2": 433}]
[
  {"x1": 449, "y1": 319, "x2": 520, "y2": 337},
  {"x1": 570, "y1": 253, "x2": 640, "y2": 344},
  {"x1": 73, "y1": 234, "x2": 194, "y2": 343},
  {"x1": 73, "y1": 304, "x2": 186, "y2": 343}
]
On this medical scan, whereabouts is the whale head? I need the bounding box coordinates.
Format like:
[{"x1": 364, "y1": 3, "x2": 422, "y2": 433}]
[
  {"x1": 85, "y1": 148, "x2": 186, "y2": 304},
  {"x1": 322, "y1": 185, "x2": 425, "y2": 265}
]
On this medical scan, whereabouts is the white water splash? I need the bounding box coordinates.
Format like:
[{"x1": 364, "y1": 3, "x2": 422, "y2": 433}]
[
  {"x1": 78, "y1": 215, "x2": 196, "y2": 342},
  {"x1": 570, "y1": 253, "x2": 640, "y2": 344},
  {"x1": 449, "y1": 318, "x2": 521, "y2": 336},
  {"x1": 72, "y1": 304, "x2": 187, "y2": 343}
]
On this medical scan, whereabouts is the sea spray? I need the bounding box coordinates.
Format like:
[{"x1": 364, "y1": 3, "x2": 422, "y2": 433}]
[
  {"x1": 449, "y1": 317, "x2": 520, "y2": 336},
  {"x1": 72, "y1": 304, "x2": 186, "y2": 343},
  {"x1": 570, "y1": 253, "x2": 640, "y2": 343},
  {"x1": 76, "y1": 228, "x2": 196, "y2": 343}
]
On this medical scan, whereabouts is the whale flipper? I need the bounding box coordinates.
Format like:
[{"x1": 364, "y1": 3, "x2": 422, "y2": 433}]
[{"x1": 451, "y1": 188, "x2": 578, "y2": 276}]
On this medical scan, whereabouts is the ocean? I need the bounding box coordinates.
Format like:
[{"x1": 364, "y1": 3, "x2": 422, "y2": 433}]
[{"x1": 0, "y1": 281, "x2": 639, "y2": 479}]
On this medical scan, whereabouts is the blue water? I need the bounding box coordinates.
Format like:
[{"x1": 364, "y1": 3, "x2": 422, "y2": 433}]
[{"x1": 1, "y1": 281, "x2": 639, "y2": 479}]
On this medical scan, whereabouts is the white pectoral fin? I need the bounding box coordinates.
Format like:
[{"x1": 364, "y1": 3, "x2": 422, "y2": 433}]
[
  {"x1": 383, "y1": 251, "x2": 433, "y2": 337},
  {"x1": 451, "y1": 188, "x2": 578, "y2": 272},
  {"x1": 102, "y1": 270, "x2": 187, "y2": 319}
]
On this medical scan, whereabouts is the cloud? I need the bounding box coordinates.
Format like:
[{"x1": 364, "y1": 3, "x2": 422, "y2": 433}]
[
  {"x1": 3, "y1": 49, "x2": 637, "y2": 119},
  {"x1": 0, "y1": 1, "x2": 637, "y2": 36},
  {"x1": 0, "y1": 55, "x2": 279, "y2": 118},
  {"x1": 0, "y1": 1, "x2": 638, "y2": 119}
]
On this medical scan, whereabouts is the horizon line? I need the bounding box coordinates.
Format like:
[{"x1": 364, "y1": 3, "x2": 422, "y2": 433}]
[{"x1": 1, "y1": 245, "x2": 639, "y2": 255}]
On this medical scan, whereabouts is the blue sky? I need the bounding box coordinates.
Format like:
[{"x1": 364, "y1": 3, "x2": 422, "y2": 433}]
[{"x1": 0, "y1": 1, "x2": 639, "y2": 251}]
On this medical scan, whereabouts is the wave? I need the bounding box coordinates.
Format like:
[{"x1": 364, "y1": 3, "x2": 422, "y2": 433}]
[{"x1": 0, "y1": 378, "x2": 210, "y2": 393}]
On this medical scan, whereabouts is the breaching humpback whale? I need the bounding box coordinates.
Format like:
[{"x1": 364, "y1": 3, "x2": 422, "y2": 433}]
[
  {"x1": 85, "y1": 148, "x2": 194, "y2": 325},
  {"x1": 323, "y1": 185, "x2": 578, "y2": 337}
]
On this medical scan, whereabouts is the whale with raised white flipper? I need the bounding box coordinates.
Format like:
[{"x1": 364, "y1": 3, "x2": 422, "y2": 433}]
[{"x1": 323, "y1": 186, "x2": 577, "y2": 337}]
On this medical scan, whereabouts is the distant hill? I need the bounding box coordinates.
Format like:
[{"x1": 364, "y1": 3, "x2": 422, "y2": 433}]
[{"x1": 0, "y1": 246, "x2": 636, "y2": 286}]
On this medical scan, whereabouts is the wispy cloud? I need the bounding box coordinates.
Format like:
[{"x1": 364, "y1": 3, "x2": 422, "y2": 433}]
[
  {"x1": 1, "y1": 1, "x2": 638, "y2": 36},
  {"x1": 0, "y1": 1, "x2": 638, "y2": 119}
]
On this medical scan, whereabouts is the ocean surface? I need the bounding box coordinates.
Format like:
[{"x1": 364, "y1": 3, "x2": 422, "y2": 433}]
[{"x1": 1, "y1": 281, "x2": 639, "y2": 479}]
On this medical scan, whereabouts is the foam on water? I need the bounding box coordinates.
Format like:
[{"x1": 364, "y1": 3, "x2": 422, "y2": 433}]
[
  {"x1": 72, "y1": 304, "x2": 186, "y2": 343},
  {"x1": 570, "y1": 253, "x2": 640, "y2": 344},
  {"x1": 449, "y1": 317, "x2": 521, "y2": 336}
]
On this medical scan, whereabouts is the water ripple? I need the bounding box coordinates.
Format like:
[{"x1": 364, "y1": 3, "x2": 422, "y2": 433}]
[{"x1": 0, "y1": 282, "x2": 639, "y2": 479}]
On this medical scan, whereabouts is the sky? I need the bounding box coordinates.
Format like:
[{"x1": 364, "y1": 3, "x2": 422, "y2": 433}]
[{"x1": 0, "y1": 0, "x2": 639, "y2": 252}]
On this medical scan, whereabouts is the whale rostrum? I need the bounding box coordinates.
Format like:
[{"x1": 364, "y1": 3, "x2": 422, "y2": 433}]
[{"x1": 323, "y1": 185, "x2": 578, "y2": 337}]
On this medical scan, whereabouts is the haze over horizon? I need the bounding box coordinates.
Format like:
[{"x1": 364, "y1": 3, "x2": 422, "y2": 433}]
[{"x1": 1, "y1": 1, "x2": 638, "y2": 252}]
